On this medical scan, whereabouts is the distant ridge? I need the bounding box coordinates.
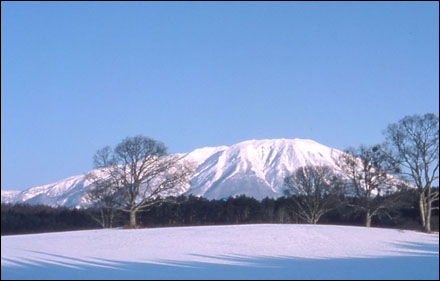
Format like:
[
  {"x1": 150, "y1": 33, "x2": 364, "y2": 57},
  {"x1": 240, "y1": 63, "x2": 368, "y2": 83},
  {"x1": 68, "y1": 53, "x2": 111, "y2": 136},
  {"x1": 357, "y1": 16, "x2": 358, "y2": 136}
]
[{"x1": 1, "y1": 138, "x2": 344, "y2": 207}]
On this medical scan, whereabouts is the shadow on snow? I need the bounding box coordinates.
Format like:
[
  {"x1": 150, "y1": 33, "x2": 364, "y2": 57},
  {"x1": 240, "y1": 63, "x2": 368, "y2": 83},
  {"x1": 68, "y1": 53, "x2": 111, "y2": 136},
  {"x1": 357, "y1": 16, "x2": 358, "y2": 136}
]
[{"x1": 1, "y1": 241, "x2": 438, "y2": 280}]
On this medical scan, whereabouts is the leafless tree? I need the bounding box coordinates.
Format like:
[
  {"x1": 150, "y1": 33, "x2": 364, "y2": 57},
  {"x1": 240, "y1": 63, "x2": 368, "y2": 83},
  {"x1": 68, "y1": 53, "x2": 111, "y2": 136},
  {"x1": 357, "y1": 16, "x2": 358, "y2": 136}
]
[
  {"x1": 86, "y1": 171, "x2": 119, "y2": 228},
  {"x1": 88, "y1": 135, "x2": 194, "y2": 228},
  {"x1": 284, "y1": 165, "x2": 343, "y2": 224},
  {"x1": 336, "y1": 145, "x2": 403, "y2": 227},
  {"x1": 383, "y1": 113, "x2": 439, "y2": 232}
]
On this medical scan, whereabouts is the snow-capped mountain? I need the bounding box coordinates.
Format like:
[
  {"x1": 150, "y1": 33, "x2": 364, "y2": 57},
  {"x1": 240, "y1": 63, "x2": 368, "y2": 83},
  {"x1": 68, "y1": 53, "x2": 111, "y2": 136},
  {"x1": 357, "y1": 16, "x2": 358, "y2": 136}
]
[
  {"x1": 1, "y1": 138, "x2": 344, "y2": 207},
  {"x1": 1, "y1": 190, "x2": 21, "y2": 204},
  {"x1": 187, "y1": 139, "x2": 341, "y2": 199},
  {"x1": 1, "y1": 174, "x2": 96, "y2": 207}
]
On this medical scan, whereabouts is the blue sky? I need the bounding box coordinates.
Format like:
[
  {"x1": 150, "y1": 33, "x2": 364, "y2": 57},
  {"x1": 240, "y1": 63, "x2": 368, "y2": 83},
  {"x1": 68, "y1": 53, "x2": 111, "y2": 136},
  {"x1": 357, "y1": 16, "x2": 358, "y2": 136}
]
[{"x1": 1, "y1": 2, "x2": 439, "y2": 190}]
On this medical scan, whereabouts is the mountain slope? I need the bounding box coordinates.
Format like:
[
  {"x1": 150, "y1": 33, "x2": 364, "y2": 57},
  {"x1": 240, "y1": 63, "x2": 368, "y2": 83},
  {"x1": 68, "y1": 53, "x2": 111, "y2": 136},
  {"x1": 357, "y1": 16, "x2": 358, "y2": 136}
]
[
  {"x1": 1, "y1": 138, "x2": 344, "y2": 207},
  {"x1": 0, "y1": 190, "x2": 21, "y2": 204},
  {"x1": 187, "y1": 139, "x2": 342, "y2": 199}
]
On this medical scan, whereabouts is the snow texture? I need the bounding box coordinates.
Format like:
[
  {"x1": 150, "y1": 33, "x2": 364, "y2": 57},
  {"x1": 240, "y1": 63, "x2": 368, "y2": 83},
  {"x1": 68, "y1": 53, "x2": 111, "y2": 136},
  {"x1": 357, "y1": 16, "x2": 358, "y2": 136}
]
[
  {"x1": 1, "y1": 224, "x2": 438, "y2": 280},
  {"x1": 0, "y1": 191, "x2": 21, "y2": 204}
]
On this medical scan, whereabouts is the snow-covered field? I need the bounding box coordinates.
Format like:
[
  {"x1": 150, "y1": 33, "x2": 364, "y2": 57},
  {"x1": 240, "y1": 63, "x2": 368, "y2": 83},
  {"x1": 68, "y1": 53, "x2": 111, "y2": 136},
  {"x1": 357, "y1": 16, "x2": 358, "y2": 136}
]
[{"x1": 1, "y1": 224, "x2": 438, "y2": 280}]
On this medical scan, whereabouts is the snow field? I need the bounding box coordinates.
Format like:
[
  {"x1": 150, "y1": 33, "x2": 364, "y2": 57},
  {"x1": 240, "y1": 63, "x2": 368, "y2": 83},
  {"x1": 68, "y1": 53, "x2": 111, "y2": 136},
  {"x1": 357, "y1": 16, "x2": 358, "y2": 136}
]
[{"x1": 1, "y1": 224, "x2": 439, "y2": 280}]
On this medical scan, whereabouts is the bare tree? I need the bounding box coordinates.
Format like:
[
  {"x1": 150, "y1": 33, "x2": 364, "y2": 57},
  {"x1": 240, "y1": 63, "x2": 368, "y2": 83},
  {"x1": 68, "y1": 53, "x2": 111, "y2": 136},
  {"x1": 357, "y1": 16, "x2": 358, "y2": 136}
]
[
  {"x1": 384, "y1": 113, "x2": 439, "y2": 232},
  {"x1": 85, "y1": 171, "x2": 119, "y2": 228},
  {"x1": 336, "y1": 145, "x2": 401, "y2": 227},
  {"x1": 284, "y1": 165, "x2": 343, "y2": 224},
  {"x1": 89, "y1": 135, "x2": 194, "y2": 228}
]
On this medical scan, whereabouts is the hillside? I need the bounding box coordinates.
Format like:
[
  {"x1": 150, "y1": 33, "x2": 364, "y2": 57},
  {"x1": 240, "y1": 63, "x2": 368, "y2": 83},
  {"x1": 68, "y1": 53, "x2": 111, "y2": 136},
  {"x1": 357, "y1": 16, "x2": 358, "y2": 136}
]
[{"x1": 1, "y1": 224, "x2": 438, "y2": 280}]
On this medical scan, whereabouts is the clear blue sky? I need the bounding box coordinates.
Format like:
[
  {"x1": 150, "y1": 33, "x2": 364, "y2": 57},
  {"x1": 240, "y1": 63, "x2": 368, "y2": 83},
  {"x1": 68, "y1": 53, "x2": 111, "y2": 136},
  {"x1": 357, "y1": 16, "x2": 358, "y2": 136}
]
[{"x1": 2, "y1": 2, "x2": 439, "y2": 190}]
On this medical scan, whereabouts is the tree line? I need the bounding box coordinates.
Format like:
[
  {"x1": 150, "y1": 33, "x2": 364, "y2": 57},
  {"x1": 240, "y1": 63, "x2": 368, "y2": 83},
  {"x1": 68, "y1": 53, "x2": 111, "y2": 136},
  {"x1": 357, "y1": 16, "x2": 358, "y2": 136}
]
[
  {"x1": 1, "y1": 204, "x2": 96, "y2": 235},
  {"x1": 2, "y1": 189, "x2": 437, "y2": 235},
  {"x1": 84, "y1": 113, "x2": 438, "y2": 232},
  {"x1": 1, "y1": 112, "x2": 438, "y2": 234}
]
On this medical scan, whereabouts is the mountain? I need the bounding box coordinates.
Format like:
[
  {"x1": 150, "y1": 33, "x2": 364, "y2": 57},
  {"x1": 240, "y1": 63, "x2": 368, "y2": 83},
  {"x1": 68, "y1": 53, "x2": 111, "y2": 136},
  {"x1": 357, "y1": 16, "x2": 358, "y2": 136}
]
[
  {"x1": 0, "y1": 190, "x2": 21, "y2": 204},
  {"x1": 1, "y1": 174, "x2": 95, "y2": 207},
  {"x1": 186, "y1": 139, "x2": 341, "y2": 199},
  {"x1": 1, "y1": 138, "x2": 344, "y2": 207}
]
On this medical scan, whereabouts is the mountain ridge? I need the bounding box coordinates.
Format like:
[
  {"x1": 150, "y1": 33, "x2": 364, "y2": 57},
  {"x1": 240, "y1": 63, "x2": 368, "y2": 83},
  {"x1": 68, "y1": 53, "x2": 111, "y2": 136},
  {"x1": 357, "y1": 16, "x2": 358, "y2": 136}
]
[{"x1": 1, "y1": 138, "x2": 344, "y2": 207}]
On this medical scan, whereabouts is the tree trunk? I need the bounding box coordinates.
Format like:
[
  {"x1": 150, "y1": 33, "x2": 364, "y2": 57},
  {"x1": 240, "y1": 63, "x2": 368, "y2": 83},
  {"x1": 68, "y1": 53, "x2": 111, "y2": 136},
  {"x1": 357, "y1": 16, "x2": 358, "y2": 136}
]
[
  {"x1": 419, "y1": 194, "x2": 426, "y2": 230},
  {"x1": 424, "y1": 194, "x2": 432, "y2": 233},
  {"x1": 424, "y1": 210, "x2": 432, "y2": 233},
  {"x1": 109, "y1": 209, "x2": 114, "y2": 229},
  {"x1": 278, "y1": 207, "x2": 285, "y2": 223},
  {"x1": 129, "y1": 210, "x2": 137, "y2": 228},
  {"x1": 365, "y1": 210, "x2": 372, "y2": 227},
  {"x1": 100, "y1": 209, "x2": 106, "y2": 228}
]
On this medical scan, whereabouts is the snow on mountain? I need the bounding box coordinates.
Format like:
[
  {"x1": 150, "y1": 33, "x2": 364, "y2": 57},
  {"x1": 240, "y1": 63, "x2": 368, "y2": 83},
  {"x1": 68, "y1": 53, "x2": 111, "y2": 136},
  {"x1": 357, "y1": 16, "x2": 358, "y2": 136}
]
[
  {"x1": 187, "y1": 138, "x2": 342, "y2": 199},
  {"x1": 1, "y1": 138, "x2": 344, "y2": 207},
  {"x1": 2, "y1": 174, "x2": 95, "y2": 208},
  {"x1": 1, "y1": 190, "x2": 21, "y2": 204}
]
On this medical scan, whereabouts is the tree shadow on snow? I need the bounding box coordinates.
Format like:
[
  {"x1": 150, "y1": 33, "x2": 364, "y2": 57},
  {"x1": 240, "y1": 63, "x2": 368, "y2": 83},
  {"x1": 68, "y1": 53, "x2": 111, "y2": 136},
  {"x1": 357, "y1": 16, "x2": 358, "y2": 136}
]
[{"x1": 1, "y1": 241, "x2": 438, "y2": 280}]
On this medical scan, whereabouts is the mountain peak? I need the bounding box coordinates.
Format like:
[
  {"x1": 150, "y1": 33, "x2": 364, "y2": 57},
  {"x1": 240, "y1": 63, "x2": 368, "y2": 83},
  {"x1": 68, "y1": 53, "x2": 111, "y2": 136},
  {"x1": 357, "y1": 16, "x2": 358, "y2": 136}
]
[
  {"x1": 2, "y1": 138, "x2": 343, "y2": 206},
  {"x1": 187, "y1": 138, "x2": 341, "y2": 200}
]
